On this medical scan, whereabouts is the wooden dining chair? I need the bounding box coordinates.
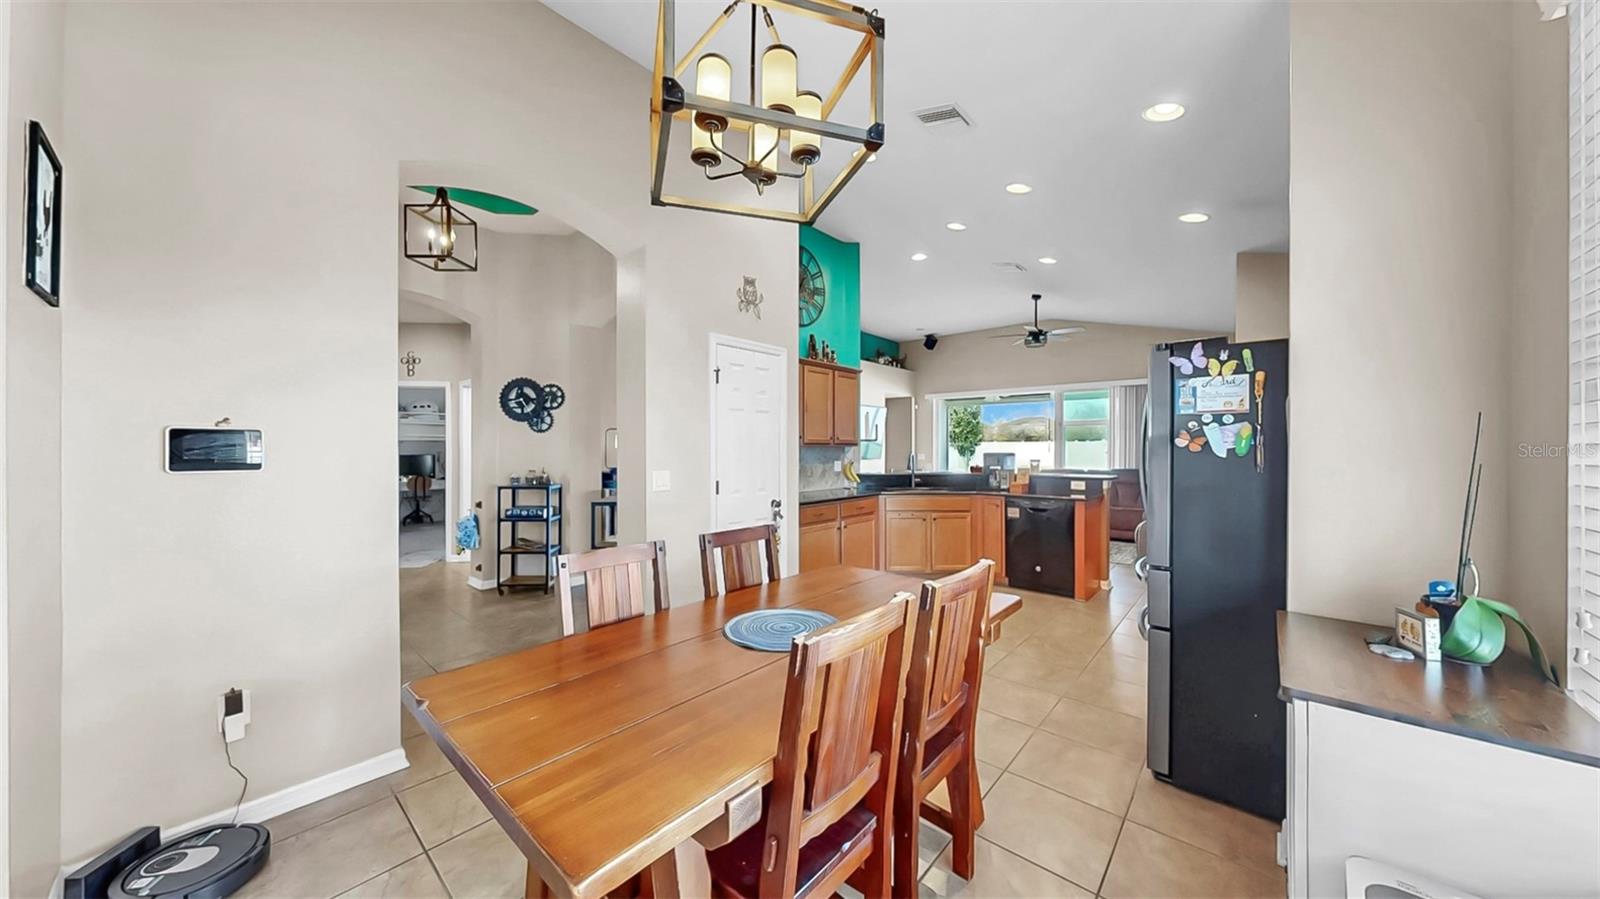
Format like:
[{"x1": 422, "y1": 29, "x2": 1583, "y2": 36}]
[
  {"x1": 892, "y1": 559, "x2": 996, "y2": 896},
  {"x1": 554, "y1": 540, "x2": 669, "y2": 637},
  {"x1": 698, "y1": 524, "x2": 780, "y2": 599},
  {"x1": 703, "y1": 593, "x2": 917, "y2": 899}
]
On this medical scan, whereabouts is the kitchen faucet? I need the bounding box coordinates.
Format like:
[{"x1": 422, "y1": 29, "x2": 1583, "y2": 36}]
[{"x1": 906, "y1": 450, "x2": 918, "y2": 488}]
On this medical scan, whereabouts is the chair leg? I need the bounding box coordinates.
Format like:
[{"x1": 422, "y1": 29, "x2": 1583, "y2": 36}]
[
  {"x1": 947, "y1": 762, "x2": 976, "y2": 880},
  {"x1": 860, "y1": 813, "x2": 894, "y2": 899},
  {"x1": 891, "y1": 776, "x2": 922, "y2": 898}
]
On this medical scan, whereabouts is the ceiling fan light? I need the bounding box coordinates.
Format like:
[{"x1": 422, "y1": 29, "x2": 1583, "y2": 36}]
[{"x1": 1038, "y1": 257, "x2": 1057, "y2": 265}]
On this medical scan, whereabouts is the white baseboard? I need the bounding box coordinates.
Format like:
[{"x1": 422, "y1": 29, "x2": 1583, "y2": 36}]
[
  {"x1": 58, "y1": 748, "x2": 408, "y2": 887},
  {"x1": 467, "y1": 576, "x2": 496, "y2": 591}
]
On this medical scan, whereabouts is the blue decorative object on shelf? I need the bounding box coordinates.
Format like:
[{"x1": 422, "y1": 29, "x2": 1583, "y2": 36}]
[{"x1": 723, "y1": 609, "x2": 837, "y2": 652}]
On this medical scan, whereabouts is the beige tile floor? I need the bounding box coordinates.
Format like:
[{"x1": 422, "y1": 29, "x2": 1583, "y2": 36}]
[{"x1": 243, "y1": 561, "x2": 1286, "y2": 898}]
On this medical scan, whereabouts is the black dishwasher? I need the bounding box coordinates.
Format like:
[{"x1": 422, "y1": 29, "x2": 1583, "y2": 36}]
[{"x1": 1004, "y1": 496, "x2": 1075, "y2": 595}]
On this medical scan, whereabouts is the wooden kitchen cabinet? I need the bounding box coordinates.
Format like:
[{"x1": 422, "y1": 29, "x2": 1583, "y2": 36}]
[
  {"x1": 975, "y1": 495, "x2": 1007, "y2": 584},
  {"x1": 798, "y1": 499, "x2": 877, "y2": 571},
  {"x1": 884, "y1": 511, "x2": 931, "y2": 573},
  {"x1": 799, "y1": 359, "x2": 859, "y2": 446},
  {"x1": 929, "y1": 511, "x2": 974, "y2": 573}
]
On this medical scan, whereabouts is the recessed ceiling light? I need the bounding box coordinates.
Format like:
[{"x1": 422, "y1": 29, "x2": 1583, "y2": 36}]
[
  {"x1": 1178, "y1": 212, "x2": 1210, "y2": 224},
  {"x1": 1005, "y1": 183, "x2": 1033, "y2": 195},
  {"x1": 1142, "y1": 102, "x2": 1186, "y2": 123},
  {"x1": 911, "y1": 252, "x2": 928, "y2": 261},
  {"x1": 946, "y1": 221, "x2": 967, "y2": 231},
  {"x1": 1038, "y1": 257, "x2": 1058, "y2": 265}
]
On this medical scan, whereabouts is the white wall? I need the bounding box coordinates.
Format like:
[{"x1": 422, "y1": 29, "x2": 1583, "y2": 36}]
[
  {"x1": 58, "y1": 0, "x2": 795, "y2": 862},
  {"x1": 900, "y1": 321, "x2": 1213, "y2": 470},
  {"x1": 1287, "y1": 2, "x2": 1565, "y2": 644},
  {"x1": 4, "y1": 2, "x2": 63, "y2": 895},
  {"x1": 1506, "y1": 8, "x2": 1569, "y2": 668},
  {"x1": 397, "y1": 322, "x2": 469, "y2": 384},
  {"x1": 1233, "y1": 252, "x2": 1289, "y2": 342}
]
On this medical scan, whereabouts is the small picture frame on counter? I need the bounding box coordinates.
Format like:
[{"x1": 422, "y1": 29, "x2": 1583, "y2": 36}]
[{"x1": 1394, "y1": 606, "x2": 1441, "y2": 661}]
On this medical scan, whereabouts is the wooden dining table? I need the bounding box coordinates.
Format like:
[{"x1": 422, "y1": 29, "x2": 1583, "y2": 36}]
[{"x1": 403, "y1": 565, "x2": 1021, "y2": 899}]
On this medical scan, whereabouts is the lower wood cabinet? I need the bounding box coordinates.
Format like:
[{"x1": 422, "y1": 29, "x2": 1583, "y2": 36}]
[
  {"x1": 884, "y1": 511, "x2": 931, "y2": 573},
  {"x1": 797, "y1": 499, "x2": 877, "y2": 572},
  {"x1": 883, "y1": 494, "x2": 1008, "y2": 580},
  {"x1": 929, "y1": 511, "x2": 974, "y2": 573}
]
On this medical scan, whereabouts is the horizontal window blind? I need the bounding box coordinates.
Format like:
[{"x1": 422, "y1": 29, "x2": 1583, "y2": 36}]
[{"x1": 1571, "y1": 0, "x2": 1600, "y2": 718}]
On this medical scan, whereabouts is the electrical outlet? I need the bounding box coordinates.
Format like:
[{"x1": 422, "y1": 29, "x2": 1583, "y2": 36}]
[
  {"x1": 218, "y1": 688, "x2": 252, "y2": 743},
  {"x1": 651, "y1": 470, "x2": 672, "y2": 492},
  {"x1": 833, "y1": 461, "x2": 843, "y2": 472}
]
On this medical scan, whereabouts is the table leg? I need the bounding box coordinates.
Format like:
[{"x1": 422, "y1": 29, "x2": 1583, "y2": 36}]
[
  {"x1": 648, "y1": 852, "x2": 681, "y2": 898},
  {"x1": 525, "y1": 862, "x2": 553, "y2": 899}
]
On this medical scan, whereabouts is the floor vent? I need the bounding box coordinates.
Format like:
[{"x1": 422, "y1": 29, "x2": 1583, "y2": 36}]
[{"x1": 913, "y1": 103, "x2": 973, "y2": 129}]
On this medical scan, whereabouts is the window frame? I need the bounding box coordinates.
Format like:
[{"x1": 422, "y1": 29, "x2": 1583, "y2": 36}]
[{"x1": 929, "y1": 377, "x2": 1145, "y2": 473}]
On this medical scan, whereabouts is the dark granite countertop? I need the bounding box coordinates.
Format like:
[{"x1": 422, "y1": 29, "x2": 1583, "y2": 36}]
[
  {"x1": 1277, "y1": 611, "x2": 1600, "y2": 768},
  {"x1": 798, "y1": 485, "x2": 1105, "y2": 506}
]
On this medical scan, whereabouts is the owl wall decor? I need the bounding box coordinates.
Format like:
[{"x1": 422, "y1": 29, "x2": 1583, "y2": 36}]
[{"x1": 736, "y1": 276, "x2": 763, "y2": 319}]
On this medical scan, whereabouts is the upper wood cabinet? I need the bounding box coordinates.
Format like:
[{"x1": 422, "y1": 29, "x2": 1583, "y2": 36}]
[{"x1": 799, "y1": 359, "x2": 859, "y2": 446}]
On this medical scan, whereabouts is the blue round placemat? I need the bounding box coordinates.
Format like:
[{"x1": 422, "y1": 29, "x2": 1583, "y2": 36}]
[{"x1": 723, "y1": 609, "x2": 837, "y2": 652}]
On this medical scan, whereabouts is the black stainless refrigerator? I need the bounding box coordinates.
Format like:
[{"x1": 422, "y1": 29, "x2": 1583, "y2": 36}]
[{"x1": 1139, "y1": 337, "x2": 1288, "y2": 821}]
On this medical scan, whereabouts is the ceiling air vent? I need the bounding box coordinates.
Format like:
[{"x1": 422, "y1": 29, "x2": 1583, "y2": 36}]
[
  {"x1": 992, "y1": 262, "x2": 1028, "y2": 273},
  {"x1": 913, "y1": 103, "x2": 973, "y2": 129}
]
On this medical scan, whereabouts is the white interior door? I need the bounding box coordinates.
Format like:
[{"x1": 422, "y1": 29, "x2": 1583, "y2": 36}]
[{"x1": 711, "y1": 338, "x2": 785, "y2": 531}]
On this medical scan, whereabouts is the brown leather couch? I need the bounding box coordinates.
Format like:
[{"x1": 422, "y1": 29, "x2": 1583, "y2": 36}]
[{"x1": 1107, "y1": 468, "x2": 1144, "y2": 542}]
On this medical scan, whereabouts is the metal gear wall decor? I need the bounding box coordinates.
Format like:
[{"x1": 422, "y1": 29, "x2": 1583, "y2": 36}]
[
  {"x1": 499, "y1": 378, "x2": 566, "y2": 433},
  {"x1": 401, "y1": 351, "x2": 421, "y2": 377}
]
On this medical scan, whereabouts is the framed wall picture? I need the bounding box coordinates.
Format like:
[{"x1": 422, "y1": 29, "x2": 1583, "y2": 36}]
[{"x1": 25, "y1": 120, "x2": 61, "y2": 307}]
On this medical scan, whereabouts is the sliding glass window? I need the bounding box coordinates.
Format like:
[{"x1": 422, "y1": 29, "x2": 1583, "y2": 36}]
[{"x1": 941, "y1": 393, "x2": 1054, "y2": 471}]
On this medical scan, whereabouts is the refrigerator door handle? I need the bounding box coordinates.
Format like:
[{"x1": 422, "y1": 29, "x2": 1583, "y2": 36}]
[
  {"x1": 1138, "y1": 605, "x2": 1150, "y2": 640},
  {"x1": 1139, "y1": 394, "x2": 1151, "y2": 510}
]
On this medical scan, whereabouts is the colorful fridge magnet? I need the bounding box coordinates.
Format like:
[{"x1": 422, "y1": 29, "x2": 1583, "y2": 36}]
[
  {"x1": 1201, "y1": 413, "x2": 1214, "y2": 424},
  {"x1": 1168, "y1": 341, "x2": 1207, "y2": 375},
  {"x1": 1235, "y1": 422, "x2": 1254, "y2": 457},
  {"x1": 1222, "y1": 414, "x2": 1235, "y2": 424},
  {"x1": 1242, "y1": 348, "x2": 1255, "y2": 373},
  {"x1": 1175, "y1": 430, "x2": 1208, "y2": 453}
]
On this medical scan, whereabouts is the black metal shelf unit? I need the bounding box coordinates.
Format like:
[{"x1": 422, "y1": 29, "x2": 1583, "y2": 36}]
[{"x1": 495, "y1": 483, "x2": 563, "y2": 595}]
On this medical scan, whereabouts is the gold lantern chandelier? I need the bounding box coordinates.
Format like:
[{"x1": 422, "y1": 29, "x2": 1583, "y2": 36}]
[
  {"x1": 402, "y1": 188, "x2": 479, "y2": 272},
  {"x1": 649, "y1": 0, "x2": 885, "y2": 224}
]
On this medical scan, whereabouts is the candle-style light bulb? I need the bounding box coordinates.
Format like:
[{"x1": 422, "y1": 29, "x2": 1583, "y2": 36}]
[
  {"x1": 691, "y1": 53, "x2": 731, "y2": 168},
  {"x1": 790, "y1": 90, "x2": 822, "y2": 166}
]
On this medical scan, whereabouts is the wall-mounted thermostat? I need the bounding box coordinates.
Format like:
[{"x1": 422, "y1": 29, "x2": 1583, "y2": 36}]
[{"x1": 165, "y1": 426, "x2": 264, "y2": 473}]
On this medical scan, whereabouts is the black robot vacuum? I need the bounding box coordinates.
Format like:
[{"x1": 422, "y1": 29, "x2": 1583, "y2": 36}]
[{"x1": 66, "y1": 824, "x2": 270, "y2": 899}]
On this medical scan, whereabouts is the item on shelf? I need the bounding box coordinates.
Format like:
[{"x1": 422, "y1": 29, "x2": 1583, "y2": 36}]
[
  {"x1": 509, "y1": 474, "x2": 523, "y2": 486},
  {"x1": 504, "y1": 506, "x2": 548, "y2": 520},
  {"x1": 1394, "y1": 606, "x2": 1442, "y2": 661},
  {"x1": 807, "y1": 334, "x2": 819, "y2": 360}
]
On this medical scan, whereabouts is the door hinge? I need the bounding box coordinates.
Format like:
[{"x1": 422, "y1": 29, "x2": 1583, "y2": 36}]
[
  {"x1": 715, "y1": 479, "x2": 720, "y2": 495},
  {"x1": 714, "y1": 366, "x2": 721, "y2": 384}
]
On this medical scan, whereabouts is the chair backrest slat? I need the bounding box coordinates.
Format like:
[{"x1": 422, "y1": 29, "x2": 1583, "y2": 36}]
[
  {"x1": 907, "y1": 560, "x2": 994, "y2": 742},
  {"x1": 698, "y1": 525, "x2": 780, "y2": 598},
  {"x1": 760, "y1": 593, "x2": 916, "y2": 898},
  {"x1": 555, "y1": 540, "x2": 670, "y2": 636}
]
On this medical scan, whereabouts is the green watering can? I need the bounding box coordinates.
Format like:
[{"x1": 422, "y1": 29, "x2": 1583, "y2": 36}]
[{"x1": 1439, "y1": 595, "x2": 1561, "y2": 685}]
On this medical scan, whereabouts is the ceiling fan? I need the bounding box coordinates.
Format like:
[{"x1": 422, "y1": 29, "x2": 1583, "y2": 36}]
[{"x1": 988, "y1": 293, "x2": 1085, "y2": 349}]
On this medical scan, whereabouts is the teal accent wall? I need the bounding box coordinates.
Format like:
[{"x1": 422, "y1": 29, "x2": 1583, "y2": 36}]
[
  {"x1": 860, "y1": 331, "x2": 901, "y2": 364},
  {"x1": 798, "y1": 225, "x2": 860, "y2": 368}
]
